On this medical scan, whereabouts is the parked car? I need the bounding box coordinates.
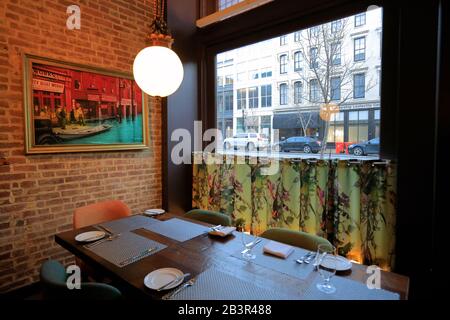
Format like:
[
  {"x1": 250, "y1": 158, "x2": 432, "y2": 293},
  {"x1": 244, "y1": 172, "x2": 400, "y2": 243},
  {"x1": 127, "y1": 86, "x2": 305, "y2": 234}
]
[
  {"x1": 273, "y1": 136, "x2": 322, "y2": 153},
  {"x1": 223, "y1": 133, "x2": 269, "y2": 151},
  {"x1": 348, "y1": 137, "x2": 380, "y2": 156}
]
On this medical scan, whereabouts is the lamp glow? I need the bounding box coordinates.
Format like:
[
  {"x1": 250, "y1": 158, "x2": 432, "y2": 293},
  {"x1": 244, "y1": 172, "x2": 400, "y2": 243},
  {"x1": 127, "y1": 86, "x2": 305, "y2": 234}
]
[{"x1": 133, "y1": 46, "x2": 184, "y2": 97}]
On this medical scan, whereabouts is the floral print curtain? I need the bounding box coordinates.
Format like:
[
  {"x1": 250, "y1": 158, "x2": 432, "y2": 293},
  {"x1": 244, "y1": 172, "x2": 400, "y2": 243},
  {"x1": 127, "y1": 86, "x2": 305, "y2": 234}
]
[{"x1": 192, "y1": 153, "x2": 397, "y2": 270}]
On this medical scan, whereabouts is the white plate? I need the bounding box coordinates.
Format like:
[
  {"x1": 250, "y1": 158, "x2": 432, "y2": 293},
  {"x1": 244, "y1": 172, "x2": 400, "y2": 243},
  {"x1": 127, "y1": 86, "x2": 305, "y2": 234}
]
[
  {"x1": 144, "y1": 208, "x2": 165, "y2": 216},
  {"x1": 144, "y1": 268, "x2": 184, "y2": 290},
  {"x1": 75, "y1": 231, "x2": 106, "y2": 243},
  {"x1": 320, "y1": 255, "x2": 352, "y2": 271}
]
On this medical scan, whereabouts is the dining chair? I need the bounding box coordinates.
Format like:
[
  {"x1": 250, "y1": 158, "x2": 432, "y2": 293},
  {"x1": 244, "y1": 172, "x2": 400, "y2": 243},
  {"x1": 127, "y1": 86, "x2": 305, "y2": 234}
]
[
  {"x1": 73, "y1": 200, "x2": 131, "y2": 281},
  {"x1": 260, "y1": 228, "x2": 333, "y2": 252},
  {"x1": 73, "y1": 200, "x2": 132, "y2": 229},
  {"x1": 184, "y1": 209, "x2": 232, "y2": 227},
  {"x1": 40, "y1": 260, "x2": 122, "y2": 300}
]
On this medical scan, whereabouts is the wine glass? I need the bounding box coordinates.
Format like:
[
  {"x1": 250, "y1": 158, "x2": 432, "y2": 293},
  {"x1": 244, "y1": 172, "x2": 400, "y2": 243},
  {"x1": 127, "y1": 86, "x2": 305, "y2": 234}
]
[
  {"x1": 316, "y1": 244, "x2": 337, "y2": 294},
  {"x1": 241, "y1": 231, "x2": 258, "y2": 260}
]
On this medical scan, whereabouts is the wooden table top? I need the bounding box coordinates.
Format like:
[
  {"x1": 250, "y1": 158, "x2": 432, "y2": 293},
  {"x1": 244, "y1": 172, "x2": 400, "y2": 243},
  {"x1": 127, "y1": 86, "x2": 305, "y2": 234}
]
[{"x1": 54, "y1": 213, "x2": 409, "y2": 300}]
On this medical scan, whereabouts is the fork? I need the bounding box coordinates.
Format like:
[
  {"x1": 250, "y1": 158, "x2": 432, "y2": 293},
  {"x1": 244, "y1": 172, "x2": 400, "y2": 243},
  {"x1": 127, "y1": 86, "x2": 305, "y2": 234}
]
[
  {"x1": 241, "y1": 238, "x2": 262, "y2": 254},
  {"x1": 119, "y1": 247, "x2": 156, "y2": 266},
  {"x1": 304, "y1": 252, "x2": 317, "y2": 264},
  {"x1": 84, "y1": 233, "x2": 121, "y2": 249},
  {"x1": 163, "y1": 276, "x2": 197, "y2": 300},
  {"x1": 296, "y1": 251, "x2": 313, "y2": 264}
]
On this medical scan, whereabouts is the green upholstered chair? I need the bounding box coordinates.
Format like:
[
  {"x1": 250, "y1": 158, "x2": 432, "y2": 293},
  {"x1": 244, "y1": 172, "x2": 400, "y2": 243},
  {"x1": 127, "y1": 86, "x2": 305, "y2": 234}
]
[
  {"x1": 184, "y1": 209, "x2": 232, "y2": 227},
  {"x1": 260, "y1": 228, "x2": 333, "y2": 251},
  {"x1": 40, "y1": 260, "x2": 122, "y2": 300}
]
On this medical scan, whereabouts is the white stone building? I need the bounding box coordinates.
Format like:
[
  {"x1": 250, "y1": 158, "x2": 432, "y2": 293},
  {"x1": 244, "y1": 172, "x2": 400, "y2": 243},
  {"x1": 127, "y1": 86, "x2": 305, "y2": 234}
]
[{"x1": 216, "y1": 7, "x2": 382, "y2": 145}]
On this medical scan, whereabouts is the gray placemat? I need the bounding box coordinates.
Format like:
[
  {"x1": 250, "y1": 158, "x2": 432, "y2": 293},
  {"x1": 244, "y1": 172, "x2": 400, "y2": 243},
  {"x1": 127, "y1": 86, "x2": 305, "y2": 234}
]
[
  {"x1": 302, "y1": 275, "x2": 400, "y2": 300},
  {"x1": 86, "y1": 231, "x2": 167, "y2": 268},
  {"x1": 95, "y1": 215, "x2": 159, "y2": 234},
  {"x1": 167, "y1": 268, "x2": 292, "y2": 300},
  {"x1": 231, "y1": 237, "x2": 315, "y2": 280},
  {"x1": 143, "y1": 218, "x2": 210, "y2": 242}
]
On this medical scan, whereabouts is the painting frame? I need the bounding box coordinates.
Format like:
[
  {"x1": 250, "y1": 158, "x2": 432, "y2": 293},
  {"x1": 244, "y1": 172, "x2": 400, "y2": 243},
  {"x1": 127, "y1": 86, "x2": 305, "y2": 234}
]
[{"x1": 23, "y1": 54, "x2": 150, "y2": 154}]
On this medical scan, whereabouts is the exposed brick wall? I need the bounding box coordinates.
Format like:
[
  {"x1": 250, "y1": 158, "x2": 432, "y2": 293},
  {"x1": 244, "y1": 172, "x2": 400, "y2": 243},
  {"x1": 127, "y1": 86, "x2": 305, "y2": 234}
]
[{"x1": 0, "y1": 0, "x2": 162, "y2": 292}]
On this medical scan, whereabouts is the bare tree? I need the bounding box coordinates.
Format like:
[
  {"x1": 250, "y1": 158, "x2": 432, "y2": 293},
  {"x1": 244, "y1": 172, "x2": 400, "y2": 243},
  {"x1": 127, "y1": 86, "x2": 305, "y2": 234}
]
[{"x1": 294, "y1": 18, "x2": 375, "y2": 158}]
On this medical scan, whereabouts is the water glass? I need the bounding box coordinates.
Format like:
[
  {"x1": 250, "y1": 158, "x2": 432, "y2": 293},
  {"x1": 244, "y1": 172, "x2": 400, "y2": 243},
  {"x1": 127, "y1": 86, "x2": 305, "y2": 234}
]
[
  {"x1": 316, "y1": 244, "x2": 337, "y2": 294},
  {"x1": 241, "y1": 232, "x2": 258, "y2": 260}
]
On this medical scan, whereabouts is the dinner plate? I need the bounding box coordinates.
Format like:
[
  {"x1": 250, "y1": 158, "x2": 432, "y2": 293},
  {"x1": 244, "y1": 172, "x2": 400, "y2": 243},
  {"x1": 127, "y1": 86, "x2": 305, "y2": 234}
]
[
  {"x1": 320, "y1": 255, "x2": 352, "y2": 271},
  {"x1": 144, "y1": 268, "x2": 184, "y2": 290},
  {"x1": 75, "y1": 231, "x2": 106, "y2": 243},
  {"x1": 144, "y1": 208, "x2": 166, "y2": 216}
]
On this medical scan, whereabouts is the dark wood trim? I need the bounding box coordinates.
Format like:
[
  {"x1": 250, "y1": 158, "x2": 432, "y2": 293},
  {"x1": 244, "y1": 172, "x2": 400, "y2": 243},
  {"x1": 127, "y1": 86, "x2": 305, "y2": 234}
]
[
  {"x1": 166, "y1": 0, "x2": 199, "y2": 214},
  {"x1": 434, "y1": 0, "x2": 449, "y2": 288},
  {"x1": 199, "y1": 0, "x2": 217, "y2": 18},
  {"x1": 198, "y1": 0, "x2": 379, "y2": 50},
  {"x1": 161, "y1": 97, "x2": 169, "y2": 211},
  {"x1": 196, "y1": 0, "x2": 441, "y2": 299}
]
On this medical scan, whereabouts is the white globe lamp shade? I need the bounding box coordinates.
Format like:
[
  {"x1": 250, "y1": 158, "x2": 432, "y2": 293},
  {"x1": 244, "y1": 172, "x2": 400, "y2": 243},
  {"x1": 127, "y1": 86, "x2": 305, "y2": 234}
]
[{"x1": 133, "y1": 46, "x2": 184, "y2": 97}]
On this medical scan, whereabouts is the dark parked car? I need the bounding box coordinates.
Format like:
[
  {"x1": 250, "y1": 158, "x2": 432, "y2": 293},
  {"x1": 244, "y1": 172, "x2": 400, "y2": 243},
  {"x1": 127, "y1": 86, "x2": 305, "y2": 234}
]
[
  {"x1": 273, "y1": 136, "x2": 322, "y2": 153},
  {"x1": 348, "y1": 137, "x2": 380, "y2": 156}
]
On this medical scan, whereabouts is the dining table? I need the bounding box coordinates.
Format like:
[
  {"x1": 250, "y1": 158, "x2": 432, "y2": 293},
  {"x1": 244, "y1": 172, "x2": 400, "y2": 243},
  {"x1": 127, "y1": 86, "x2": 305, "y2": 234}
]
[{"x1": 54, "y1": 212, "x2": 409, "y2": 300}]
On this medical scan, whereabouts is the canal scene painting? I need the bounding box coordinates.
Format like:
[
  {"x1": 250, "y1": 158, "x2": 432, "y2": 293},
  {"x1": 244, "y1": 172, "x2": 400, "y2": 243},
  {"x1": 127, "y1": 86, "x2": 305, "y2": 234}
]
[{"x1": 23, "y1": 55, "x2": 149, "y2": 154}]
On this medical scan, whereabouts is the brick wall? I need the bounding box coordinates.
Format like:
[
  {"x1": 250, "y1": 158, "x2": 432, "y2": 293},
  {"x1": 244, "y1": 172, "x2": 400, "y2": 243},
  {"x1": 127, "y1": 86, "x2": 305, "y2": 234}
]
[{"x1": 0, "y1": 0, "x2": 162, "y2": 292}]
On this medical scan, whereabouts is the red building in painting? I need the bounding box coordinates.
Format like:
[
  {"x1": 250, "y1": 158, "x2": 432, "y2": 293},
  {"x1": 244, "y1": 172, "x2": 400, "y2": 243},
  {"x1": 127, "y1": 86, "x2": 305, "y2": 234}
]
[{"x1": 32, "y1": 63, "x2": 143, "y2": 125}]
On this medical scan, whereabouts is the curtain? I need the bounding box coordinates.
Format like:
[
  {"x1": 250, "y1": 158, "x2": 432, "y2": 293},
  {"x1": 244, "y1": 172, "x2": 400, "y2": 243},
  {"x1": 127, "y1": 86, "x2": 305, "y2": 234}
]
[{"x1": 192, "y1": 153, "x2": 397, "y2": 270}]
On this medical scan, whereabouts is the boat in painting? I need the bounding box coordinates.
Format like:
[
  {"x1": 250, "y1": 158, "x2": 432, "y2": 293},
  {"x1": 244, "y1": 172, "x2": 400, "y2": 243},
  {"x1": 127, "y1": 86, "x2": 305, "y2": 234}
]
[{"x1": 52, "y1": 124, "x2": 113, "y2": 141}]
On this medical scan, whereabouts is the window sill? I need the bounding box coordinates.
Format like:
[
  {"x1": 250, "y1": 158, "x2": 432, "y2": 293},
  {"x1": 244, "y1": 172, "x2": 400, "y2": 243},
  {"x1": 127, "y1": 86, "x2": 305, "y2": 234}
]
[{"x1": 197, "y1": 0, "x2": 274, "y2": 28}]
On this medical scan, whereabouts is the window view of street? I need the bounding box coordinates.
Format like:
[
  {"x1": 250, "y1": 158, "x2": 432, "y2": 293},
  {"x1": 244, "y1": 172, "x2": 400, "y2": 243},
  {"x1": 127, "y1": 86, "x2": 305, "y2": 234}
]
[{"x1": 216, "y1": 7, "x2": 383, "y2": 159}]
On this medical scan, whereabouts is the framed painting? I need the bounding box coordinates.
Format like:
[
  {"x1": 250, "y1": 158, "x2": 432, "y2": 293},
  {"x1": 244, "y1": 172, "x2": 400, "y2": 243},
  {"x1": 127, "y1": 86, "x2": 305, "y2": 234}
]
[{"x1": 23, "y1": 54, "x2": 150, "y2": 154}]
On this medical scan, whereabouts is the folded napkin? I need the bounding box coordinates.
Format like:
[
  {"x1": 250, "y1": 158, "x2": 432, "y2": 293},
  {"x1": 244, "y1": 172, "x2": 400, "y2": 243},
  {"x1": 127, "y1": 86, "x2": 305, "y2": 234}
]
[
  {"x1": 208, "y1": 226, "x2": 236, "y2": 237},
  {"x1": 263, "y1": 241, "x2": 294, "y2": 259}
]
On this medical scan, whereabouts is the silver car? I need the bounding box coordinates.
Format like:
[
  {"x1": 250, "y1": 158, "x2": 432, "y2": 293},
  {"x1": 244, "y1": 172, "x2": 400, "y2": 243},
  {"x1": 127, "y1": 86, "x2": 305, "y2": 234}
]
[{"x1": 223, "y1": 133, "x2": 269, "y2": 151}]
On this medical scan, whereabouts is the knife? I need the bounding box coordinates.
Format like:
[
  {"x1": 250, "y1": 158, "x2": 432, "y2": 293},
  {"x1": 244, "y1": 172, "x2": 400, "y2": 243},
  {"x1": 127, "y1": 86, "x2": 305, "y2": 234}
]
[
  {"x1": 119, "y1": 247, "x2": 156, "y2": 266},
  {"x1": 97, "y1": 225, "x2": 113, "y2": 235},
  {"x1": 157, "y1": 273, "x2": 191, "y2": 291}
]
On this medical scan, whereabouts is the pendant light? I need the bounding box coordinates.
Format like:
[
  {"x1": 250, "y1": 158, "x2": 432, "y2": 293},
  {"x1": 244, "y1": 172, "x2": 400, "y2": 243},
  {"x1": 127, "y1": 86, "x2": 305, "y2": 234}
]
[{"x1": 133, "y1": 0, "x2": 184, "y2": 97}]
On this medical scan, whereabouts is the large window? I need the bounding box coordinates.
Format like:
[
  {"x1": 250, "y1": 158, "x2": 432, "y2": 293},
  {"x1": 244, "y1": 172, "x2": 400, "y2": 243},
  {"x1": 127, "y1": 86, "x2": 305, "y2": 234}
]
[
  {"x1": 330, "y1": 76, "x2": 341, "y2": 101},
  {"x1": 331, "y1": 42, "x2": 341, "y2": 65},
  {"x1": 294, "y1": 51, "x2": 302, "y2": 71},
  {"x1": 354, "y1": 13, "x2": 366, "y2": 27},
  {"x1": 261, "y1": 85, "x2": 272, "y2": 107},
  {"x1": 249, "y1": 87, "x2": 259, "y2": 108},
  {"x1": 331, "y1": 19, "x2": 342, "y2": 33},
  {"x1": 279, "y1": 83, "x2": 288, "y2": 105},
  {"x1": 354, "y1": 37, "x2": 366, "y2": 61},
  {"x1": 294, "y1": 81, "x2": 302, "y2": 104},
  {"x1": 353, "y1": 73, "x2": 365, "y2": 99},
  {"x1": 224, "y1": 90, "x2": 233, "y2": 111},
  {"x1": 310, "y1": 47, "x2": 318, "y2": 68},
  {"x1": 215, "y1": 7, "x2": 383, "y2": 158},
  {"x1": 237, "y1": 88, "x2": 247, "y2": 110},
  {"x1": 309, "y1": 79, "x2": 320, "y2": 102},
  {"x1": 348, "y1": 110, "x2": 369, "y2": 142},
  {"x1": 280, "y1": 54, "x2": 288, "y2": 74}
]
